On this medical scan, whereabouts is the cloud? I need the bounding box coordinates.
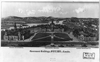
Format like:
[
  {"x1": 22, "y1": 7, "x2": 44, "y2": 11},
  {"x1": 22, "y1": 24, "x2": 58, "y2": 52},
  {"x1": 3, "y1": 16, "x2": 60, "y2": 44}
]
[
  {"x1": 38, "y1": 5, "x2": 61, "y2": 13},
  {"x1": 60, "y1": 12, "x2": 68, "y2": 15},
  {"x1": 74, "y1": 7, "x2": 85, "y2": 14},
  {"x1": 17, "y1": 9, "x2": 36, "y2": 16},
  {"x1": 18, "y1": 9, "x2": 24, "y2": 13},
  {"x1": 26, "y1": 10, "x2": 36, "y2": 16}
]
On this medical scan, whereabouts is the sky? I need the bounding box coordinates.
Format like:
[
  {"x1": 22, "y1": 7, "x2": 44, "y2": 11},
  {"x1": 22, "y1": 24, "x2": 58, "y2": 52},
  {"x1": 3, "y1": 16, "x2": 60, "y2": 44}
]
[{"x1": 1, "y1": 2, "x2": 99, "y2": 18}]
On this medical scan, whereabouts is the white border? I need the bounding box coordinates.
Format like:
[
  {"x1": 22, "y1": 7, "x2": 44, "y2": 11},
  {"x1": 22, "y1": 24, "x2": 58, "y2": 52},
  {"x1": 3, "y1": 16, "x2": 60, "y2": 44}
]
[{"x1": 0, "y1": 0, "x2": 99, "y2": 62}]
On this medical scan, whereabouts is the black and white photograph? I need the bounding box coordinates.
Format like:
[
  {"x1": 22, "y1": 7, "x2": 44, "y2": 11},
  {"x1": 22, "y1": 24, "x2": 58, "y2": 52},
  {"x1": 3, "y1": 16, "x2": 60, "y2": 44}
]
[
  {"x1": 0, "y1": 0, "x2": 99, "y2": 62},
  {"x1": 1, "y1": 1, "x2": 99, "y2": 48}
]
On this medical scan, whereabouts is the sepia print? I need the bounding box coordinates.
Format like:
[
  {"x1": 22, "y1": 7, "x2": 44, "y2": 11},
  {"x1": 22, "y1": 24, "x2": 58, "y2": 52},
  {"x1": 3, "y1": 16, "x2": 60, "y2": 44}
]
[{"x1": 1, "y1": 1, "x2": 99, "y2": 47}]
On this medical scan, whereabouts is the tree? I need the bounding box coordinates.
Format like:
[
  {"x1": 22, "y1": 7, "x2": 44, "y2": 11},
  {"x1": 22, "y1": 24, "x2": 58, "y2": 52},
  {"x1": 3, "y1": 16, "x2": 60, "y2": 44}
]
[{"x1": 71, "y1": 17, "x2": 79, "y2": 23}]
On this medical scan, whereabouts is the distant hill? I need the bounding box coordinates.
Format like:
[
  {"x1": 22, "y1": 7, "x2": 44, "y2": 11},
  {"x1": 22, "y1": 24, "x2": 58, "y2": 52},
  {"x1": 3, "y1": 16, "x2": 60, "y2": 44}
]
[
  {"x1": 1, "y1": 16, "x2": 99, "y2": 29},
  {"x1": 1, "y1": 16, "x2": 68, "y2": 24},
  {"x1": 2, "y1": 16, "x2": 98, "y2": 23}
]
